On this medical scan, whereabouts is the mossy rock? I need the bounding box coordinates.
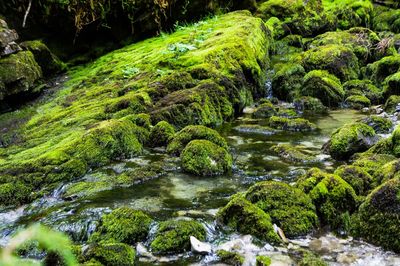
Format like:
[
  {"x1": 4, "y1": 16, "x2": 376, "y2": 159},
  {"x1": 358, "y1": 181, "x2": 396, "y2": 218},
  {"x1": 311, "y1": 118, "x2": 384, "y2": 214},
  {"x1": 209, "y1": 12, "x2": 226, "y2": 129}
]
[
  {"x1": 298, "y1": 250, "x2": 327, "y2": 266},
  {"x1": 293, "y1": 96, "x2": 327, "y2": 114},
  {"x1": 20, "y1": 40, "x2": 66, "y2": 76},
  {"x1": 326, "y1": 122, "x2": 377, "y2": 160},
  {"x1": 384, "y1": 72, "x2": 400, "y2": 97},
  {"x1": 373, "y1": 159, "x2": 400, "y2": 186},
  {"x1": 351, "y1": 179, "x2": 400, "y2": 253},
  {"x1": 217, "y1": 250, "x2": 245, "y2": 266},
  {"x1": 270, "y1": 144, "x2": 315, "y2": 163},
  {"x1": 149, "y1": 121, "x2": 175, "y2": 147},
  {"x1": 365, "y1": 55, "x2": 400, "y2": 86},
  {"x1": 296, "y1": 167, "x2": 331, "y2": 193},
  {"x1": 384, "y1": 95, "x2": 400, "y2": 113},
  {"x1": 0, "y1": 181, "x2": 31, "y2": 206},
  {"x1": 116, "y1": 163, "x2": 165, "y2": 185},
  {"x1": 391, "y1": 126, "x2": 400, "y2": 156},
  {"x1": 343, "y1": 79, "x2": 383, "y2": 104},
  {"x1": 150, "y1": 219, "x2": 206, "y2": 254},
  {"x1": 244, "y1": 181, "x2": 318, "y2": 237},
  {"x1": 63, "y1": 181, "x2": 111, "y2": 199},
  {"x1": 83, "y1": 242, "x2": 135, "y2": 266},
  {"x1": 180, "y1": 139, "x2": 232, "y2": 176},
  {"x1": 302, "y1": 44, "x2": 359, "y2": 82},
  {"x1": 256, "y1": 255, "x2": 271, "y2": 266},
  {"x1": 268, "y1": 116, "x2": 316, "y2": 132},
  {"x1": 271, "y1": 63, "x2": 305, "y2": 101},
  {"x1": 233, "y1": 124, "x2": 277, "y2": 136},
  {"x1": 276, "y1": 107, "x2": 297, "y2": 118},
  {"x1": 352, "y1": 153, "x2": 397, "y2": 177},
  {"x1": 344, "y1": 95, "x2": 371, "y2": 110},
  {"x1": 373, "y1": 8, "x2": 400, "y2": 33},
  {"x1": 307, "y1": 174, "x2": 358, "y2": 230},
  {"x1": 167, "y1": 125, "x2": 228, "y2": 156},
  {"x1": 90, "y1": 207, "x2": 153, "y2": 245},
  {"x1": 0, "y1": 50, "x2": 42, "y2": 101},
  {"x1": 301, "y1": 70, "x2": 344, "y2": 107},
  {"x1": 217, "y1": 194, "x2": 280, "y2": 244},
  {"x1": 334, "y1": 165, "x2": 373, "y2": 195},
  {"x1": 252, "y1": 101, "x2": 277, "y2": 118},
  {"x1": 358, "y1": 116, "x2": 393, "y2": 134}
]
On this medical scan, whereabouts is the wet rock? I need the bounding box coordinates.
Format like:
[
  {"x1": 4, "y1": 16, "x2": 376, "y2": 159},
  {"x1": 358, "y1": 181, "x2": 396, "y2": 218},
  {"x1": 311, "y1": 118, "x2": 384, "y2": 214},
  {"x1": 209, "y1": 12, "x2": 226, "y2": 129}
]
[
  {"x1": 309, "y1": 235, "x2": 343, "y2": 254},
  {"x1": 190, "y1": 236, "x2": 212, "y2": 254},
  {"x1": 336, "y1": 252, "x2": 358, "y2": 264},
  {"x1": 136, "y1": 243, "x2": 154, "y2": 259},
  {"x1": 268, "y1": 116, "x2": 316, "y2": 132},
  {"x1": 252, "y1": 101, "x2": 277, "y2": 118},
  {"x1": 234, "y1": 125, "x2": 277, "y2": 135},
  {"x1": 270, "y1": 144, "x2": 316, "y2": 164},
  {"x1": 0, "y1": 19, "x2": 20, "y2": 56},
  {"x1": 358, "y1": 115, "x2": 393, "y2": 134}
]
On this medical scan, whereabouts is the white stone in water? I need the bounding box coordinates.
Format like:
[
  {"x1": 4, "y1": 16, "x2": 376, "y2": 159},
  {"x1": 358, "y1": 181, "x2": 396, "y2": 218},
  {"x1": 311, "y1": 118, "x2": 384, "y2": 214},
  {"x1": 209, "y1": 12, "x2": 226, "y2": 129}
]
[
  {"x1": 136, "y1": 243, "x2": 154, "y2": 259},
  {"x1": 336, "y1": 252, "x2": 358, "y2": 264},
  {"x1": 309, "y1": 236, "x2": 343, "y2": 254},
  {"x1": 218, "y1": 238, "x2": 246, "y2": 251},
  {"x1": 269, "y1": 254, "x2": 294, "y2": 266},
  {"x1": 190, "y1": 236, "x2": 212, "y2": 254}
]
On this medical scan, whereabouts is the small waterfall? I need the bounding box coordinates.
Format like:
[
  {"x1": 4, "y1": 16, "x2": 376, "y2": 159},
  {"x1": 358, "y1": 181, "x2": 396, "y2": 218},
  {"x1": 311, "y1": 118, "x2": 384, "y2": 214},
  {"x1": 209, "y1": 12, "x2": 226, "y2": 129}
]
[{"x1": 264, "y1": 69, "x2": 274, "y2": 99}]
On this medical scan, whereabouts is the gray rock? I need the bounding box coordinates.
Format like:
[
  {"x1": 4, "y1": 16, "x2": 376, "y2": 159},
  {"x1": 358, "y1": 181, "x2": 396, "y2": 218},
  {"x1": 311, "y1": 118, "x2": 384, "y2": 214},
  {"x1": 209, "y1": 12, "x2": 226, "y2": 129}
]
[{"x1": 190, "y1": 236, "x2": 212, "y2": 254}]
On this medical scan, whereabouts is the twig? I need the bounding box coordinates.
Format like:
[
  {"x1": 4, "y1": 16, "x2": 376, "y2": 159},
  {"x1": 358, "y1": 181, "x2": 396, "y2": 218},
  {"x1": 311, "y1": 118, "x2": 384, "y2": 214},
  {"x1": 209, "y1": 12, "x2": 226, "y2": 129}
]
[{"x1": 22, "y1": 0, "x2": 32, "y2": 28}]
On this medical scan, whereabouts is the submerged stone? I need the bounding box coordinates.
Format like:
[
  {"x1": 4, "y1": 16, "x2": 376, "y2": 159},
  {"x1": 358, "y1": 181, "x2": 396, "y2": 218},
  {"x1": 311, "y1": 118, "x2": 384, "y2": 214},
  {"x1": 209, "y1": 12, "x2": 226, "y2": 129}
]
[{"x1": 268, "y1": 116, "x2": 316, "y2": 132}]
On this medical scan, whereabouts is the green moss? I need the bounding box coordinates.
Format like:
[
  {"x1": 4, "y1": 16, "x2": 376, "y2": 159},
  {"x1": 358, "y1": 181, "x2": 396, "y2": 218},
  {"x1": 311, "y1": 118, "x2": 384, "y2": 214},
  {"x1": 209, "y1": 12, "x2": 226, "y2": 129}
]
[
  {"x1": 244, "y1": 181, "x2": 318, "y2": 237},
  {"x1": 252, "y1": 101, "x2": 277, "y2": 118},
  {"x1": 352, "y1": 179, "x2": 400, "y2": 252},
  {"x1": 20, "y1": 40, "x2": 66, "y2": 76},
  {"x1": 149, "y1": 121, "x2": 175, "y2": 147},
  {"x1": 302, "y1": 44, "x2": 359, "y2": 82},
  {"x1": 0, "y1": 181, "x2": 31, "y2": 206},
  {"x1": 334, "y1": 165, "x2": 373, "y2": 195},
  {"x1": 293, "y1": 96, "x2": 327, "y2": 114},
  {"x1": 327, "y1": 122, "x2": 376, "y2": 160},
  {"x1": 296, "y1": 168, "x2": 330, "y2": 193},
  {"x1": 270, "y1": 144, "x2": 315, "y2": 163},
  {"x1": 272, "y1": 63, "x2": 305, "y2": 101},
  {"x1": 352, "y1": 153, "x2": 397, "y2": 176},
  {"x1": 308, "y1": 174, "x2": 358, "y2": 230},
  {"x1": 391, "y1": 126, "x2": 400, "y2": 156},
  {"x1": 343, "y1": 79, "x2": 383, "y2": 104},
  {"x1": 384, "y1": 72, "x2": 400, "y2": 97},
  {"x1": 301, "y1": 70, "x2": 344, "y2": 107},
  {"x1": 345, "y1": 95, "x2": 371, "y2": 110},
  {"x1": 256, "y1": 255, "x2": 271, "y2": 266},
  {"x1": 217, "y1": 194, "x2": 281, "y2": 244},
  {"x1": 167, "y1": 125, "x2": 228, "y2": 155},
  {"x1": 180, "y1": 139, "x2": 232, "y2": 176},
  {"x1": 63, "y1": 181, "x2": 111, "y2": 199},
  {"x1": 365, "y1": 55, "x2": 400, "y2": 86},
  {"x1": 373, "y1": 8, "x2": 400, "y2": 33},
  {"x1": 217, "y1": 250, "x2": 245, "y2": 266},
  {"x1": 268, "y1": 116, "x2": 316, "y2": 132},
  {"x1": 150, "y1": 219, "x2": 206, "y2": 254},
  {"x1": 298, "y1": 250, "x2": 328, "y2": 266},
  {"x1": 358, "y1": 116, "x2": 393, "y2": 134},
  {"x1": 83, "y1": 242, "x2": 135, "y2": 266},
  {"x1": 373, "y1": 159, "x2": 400, "y2": 186},
  {"x1": 90, "y1": 207, "x2": 153, "y2": 245},
  {"x1": 384, "y1": 95, "x2": 400, "y2": 113},
  {"x1": 116, "y1": 162, "x2": 165, "y2": 185},
  {"x1": 0, "y1": 51, "x2": 42, "y2": 100}
]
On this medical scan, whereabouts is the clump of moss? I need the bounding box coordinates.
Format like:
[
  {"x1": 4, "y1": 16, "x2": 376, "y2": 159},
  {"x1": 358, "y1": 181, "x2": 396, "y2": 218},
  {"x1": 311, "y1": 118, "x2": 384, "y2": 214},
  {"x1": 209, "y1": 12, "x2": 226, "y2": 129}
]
[
  {"x1": 272, "y1": 63, "x2": 305, "y2": 101},
  {"x1": 180, "y1": 139, "x2": 232, "y2": 176},
  {"x1": 365, "y1": 55, "x2": 400, "y2": 86},
  {"x1": 217, "y1": 250, "x2": 245, "y2": 266},
  {"x1": 293, "y1": 96, "x2": 327, "y2": 114},
  {"x1": 150, "y1": 219, "x2": 206, "y2": 254},
  {"x1": 358, "y1": 116, "x2": 393, "y2": 134},
  {"x1": 298, "y1": 250, "x2": 327, "y2": 266},
  {"x1": 167, "y1": 125, "x2": 228, "y2": 156},
  {"x1": 270, "y1": 144, "x2": 315, "y2": 163},
  {"x1": 343, "y1": 79, "x2": 383, "y2": 104},
  {"x1": 345, "y1": 95, "x2": 371, "y2": 109},
  {"x1": 384, "y1": 72, "x2": 400, "y2": 97},
  {"x1": 373, "y1": 159, "x2": 400, "y2": 186},
  {"x1": 63, "y1": 181, "x2": 111, "y2": 199},
  {"x1": 352, "y1": 154, "x2": 397, "y2": 176},
  {"x1": 391, "y1": 126, "x2": 400, "y2": 156},
  {"x1": 373, "y1": 8, "x2": 400, "y2": 33},
  {"x1": 148, "y1": 121, "x2": 175, "y2": 147},
  {"x1": 326, "y1": 122, "x2": 377, "y2": 160},
  {"x1": 252, "y1": 101, "x2": 277, "y2": 118},
  {"x1": 384, "y1": 95, "x2": 400, "y2": 113},
  {"x1": 217, "y1": 194, "x2": 281, "y2": 244},
  {"x1": 268, "y1": 116, "x2": 316, "y2": 132},
  {"x1": 351, "y1": 179, "x2": 400, "y2": 253},
  {"x1": 83, "y1": 242, "x2": 135, "y2": 266},
  {"x1": 302, "y1": 45, "x2": 359, "y2": 81},
  {"x1": 90, "y1": 207, "x2": 153, "y2": 245},
  {"x1": 256, "y1": 255, "x2": 271, "y2": 266},
  {"x1": 334, "y1": 165, "x2": 373, "y2": 195},
  {"x1": 244, "y1": 181, "x2": 318, "y2": 237},
  {"x1": 301, "y1": 70, "x2": 344, "y2": 107}
]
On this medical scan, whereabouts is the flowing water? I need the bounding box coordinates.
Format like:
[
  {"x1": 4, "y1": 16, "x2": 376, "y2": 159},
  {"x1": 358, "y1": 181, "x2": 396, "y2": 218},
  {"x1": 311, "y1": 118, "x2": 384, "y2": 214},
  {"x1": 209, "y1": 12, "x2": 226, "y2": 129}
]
[{"x1": 1, "y1": 108, "x2": 400, "y2": 265}]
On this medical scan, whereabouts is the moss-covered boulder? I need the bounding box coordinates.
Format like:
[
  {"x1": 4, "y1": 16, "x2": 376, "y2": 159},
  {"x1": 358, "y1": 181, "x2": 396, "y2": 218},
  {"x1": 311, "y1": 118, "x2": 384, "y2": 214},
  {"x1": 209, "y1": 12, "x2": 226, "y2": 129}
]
[
  {"x1": 90, "y1": 207, "x2": 153, "y2": 245},
  {"x1": 217, "y1": 194, "x2": 281, "y2": 244},
  {"x1": 325, "y1": 122, "x2": 377, "y2": 160},
  {"x1": 344, "y1": 95, "x2": 371, "y2": 109},
  {"x1": 301, "y1": 70, "x2": 344, "y2": 107},
  {"x1": 149, "y1": 121, "x2": 175, "y2": 147},
  {"x1": 244, "y1": 181, "x2": 318, "y2": 237},
  {"x1": 0, "y1": 51, "x2": 42, "y2": 101},
  {"x1": 150, "y1": 219, "x2": 206, "y2": 254},
  {"x1": 271, "y1": 63, "x2": 305, "y2": 101},
  {"x1": 217, "y1": 250, "x2": 245, "y2": 266},
  {"x1": 358, "y1": 116, "x2": 393, "y2": 134},
  {"x1": 180, "y1": 139, "x2": 232, "y2": 176},
  {"x1": 270, "y1": 144, "x2": 315, "y2": 163},
  {"x1": 256, "y1": 255, "x2": 272, "y2": 266},
  {"x1": 268, "y1": 116, "x2": 316, "y2": 132},
  {"x1": 352, "y1": 154, "x2": 397, "y2": 177},
  {"x1": 343, "y1": 79, "x2": 383, "y2": 104},
  {"x1": 384, "y1": 95, "x2": 400, "y2": 113},
  {"x1": 373, "y1": 159, "x2": 400, "y2": 186},
  {"x1": 384, "y1": 72, "x2": 400, "y2": 97},
  {"x1": 373, "y1": 8, "x2": 400, "y2": 33},
  {"x1": 390, "y1": 126, "x2": 400, "y2": 157},
  {"x1": 167, "y1": 125, "x2": 227, "y2": 156},
  {"x1": 365, "y1": 55, "x2": 400, "y2": 86},
  {"x1": 83, "y1": 242, "x2": 135, "y2": 266},
  {"x1": 20, "y1": 40, "x2": 66, "y2": 76},
  {"x1": 300, "y1": 173, "x2": 358, "y2": 230},
  {"x1": 293, "y1": 96, "x2": 327, "y2": 114},
  {"x1": 302, "y1": 45, "x2": 359, "y2": 81},
  {"x1": 252, "y1": 101, "x2": 277, "y2": 118},
  {"x1": 352, "y1": 179, "x2": 400, "y2": 252},
  {"x1": 334, "y1": 165, "x2": 373, "y2": 195},
  {"x1": 298, "y1": 250, "x2": 327, "y2": 266}
]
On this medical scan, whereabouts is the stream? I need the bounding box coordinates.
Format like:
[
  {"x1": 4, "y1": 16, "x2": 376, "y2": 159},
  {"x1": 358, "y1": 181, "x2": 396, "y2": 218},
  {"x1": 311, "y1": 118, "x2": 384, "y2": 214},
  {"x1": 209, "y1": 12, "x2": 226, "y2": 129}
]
[{"x1": 1, "y1": 108, "x2": 400, "y2": 265}]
